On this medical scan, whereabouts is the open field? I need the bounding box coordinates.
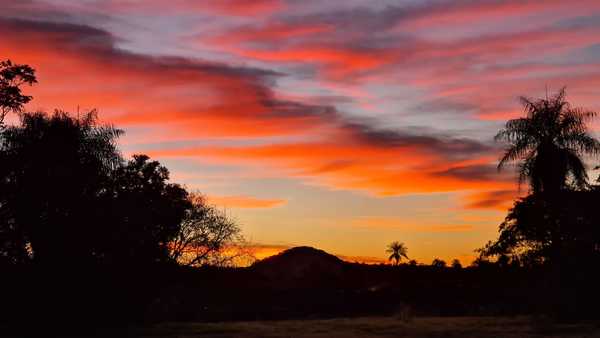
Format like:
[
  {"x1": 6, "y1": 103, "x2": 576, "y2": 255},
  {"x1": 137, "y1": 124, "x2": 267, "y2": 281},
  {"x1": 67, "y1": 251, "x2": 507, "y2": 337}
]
[{"x1": 133, "y1": 317, "x2": 600, "y2": 338}]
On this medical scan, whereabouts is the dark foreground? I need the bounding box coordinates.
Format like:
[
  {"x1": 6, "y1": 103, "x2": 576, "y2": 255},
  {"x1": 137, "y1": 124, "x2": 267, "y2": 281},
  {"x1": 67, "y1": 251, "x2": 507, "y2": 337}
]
[{"x1": 126, "y1": 317, "x2": 600, "y2": 338}]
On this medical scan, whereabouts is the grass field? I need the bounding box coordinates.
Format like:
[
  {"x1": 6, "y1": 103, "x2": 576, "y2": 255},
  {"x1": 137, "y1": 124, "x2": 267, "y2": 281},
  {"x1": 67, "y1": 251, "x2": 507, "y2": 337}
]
[{"x1": 133, "y1": 317, "x2": 600, "y2": 338}]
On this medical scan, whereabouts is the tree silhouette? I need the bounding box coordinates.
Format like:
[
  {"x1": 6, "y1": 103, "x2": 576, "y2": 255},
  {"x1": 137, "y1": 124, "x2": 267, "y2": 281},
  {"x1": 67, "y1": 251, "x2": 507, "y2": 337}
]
[
  {"x1": 481, "y1": 190, "x2": 600, "y2": 264},
  {"x1": 0, "y1": 110, "x2": 122, "y2": 264},
  {"x1": 451, "y1": 259, "x2": 462, "y2": 269},
  {"x1": 431, "y1": 258, "x2": 446, "y2": 268},
  {"x1": 386, "y1": 241, "x2": 408, "y2": 265},
  {"x1": 0, "y1": 110, "x2": 193, "y2": 266},
  {"x1": 496, "y1": 88, "x2": 600, "y2": 193},
  {"x1": 103, "y1": 154, "x2": 191, "y2": 266},
  {"x1": 0, "y1": 60, "x2": 37, "y2": 126},
  {"x1": 169, "y1": 194, "x2": 247, "y2": 267}
]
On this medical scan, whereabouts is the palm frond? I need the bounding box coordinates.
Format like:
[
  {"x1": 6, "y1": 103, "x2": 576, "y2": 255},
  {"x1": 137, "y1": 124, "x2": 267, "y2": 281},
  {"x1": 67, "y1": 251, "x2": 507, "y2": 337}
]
[{"x1": 563, "y1": 149, "x2": 588, "y2": 190}]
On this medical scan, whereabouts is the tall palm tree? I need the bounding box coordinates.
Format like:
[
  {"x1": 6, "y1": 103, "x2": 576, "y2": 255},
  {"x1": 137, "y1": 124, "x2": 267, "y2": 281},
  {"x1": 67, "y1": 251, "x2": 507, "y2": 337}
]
[
  {"x1": 386, "y1": 241, "x2": 408, "y2": 265},
  {"x1": 496, "y1": 88, "x2": 600, "y2": 193}
]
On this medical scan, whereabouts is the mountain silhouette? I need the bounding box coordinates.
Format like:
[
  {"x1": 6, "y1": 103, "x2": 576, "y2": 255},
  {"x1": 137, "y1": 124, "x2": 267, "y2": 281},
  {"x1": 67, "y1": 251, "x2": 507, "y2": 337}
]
[{"x1": 251, "y1": 246, "x2": 345, "y2": 288}]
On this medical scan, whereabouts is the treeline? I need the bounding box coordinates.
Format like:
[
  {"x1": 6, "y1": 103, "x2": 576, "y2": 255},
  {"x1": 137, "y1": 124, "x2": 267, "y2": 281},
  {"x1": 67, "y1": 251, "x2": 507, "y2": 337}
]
[{"x1": 0, "y1": 61, "x2": 247, "y2": 331}]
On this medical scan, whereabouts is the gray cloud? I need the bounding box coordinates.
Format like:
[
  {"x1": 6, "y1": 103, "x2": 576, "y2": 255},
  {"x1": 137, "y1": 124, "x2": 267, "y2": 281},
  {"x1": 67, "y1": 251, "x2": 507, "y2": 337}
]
[
  {"x1": 1, "y1": 14, "x2": 498, "y2": 166},
  {"x1": 436, "y1": 164, "x2": 513, "y2": 182}
]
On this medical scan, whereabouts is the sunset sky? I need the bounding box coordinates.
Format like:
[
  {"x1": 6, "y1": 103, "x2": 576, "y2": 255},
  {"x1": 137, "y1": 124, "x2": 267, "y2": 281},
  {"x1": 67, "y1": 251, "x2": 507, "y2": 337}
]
[{"x1": 2, "y1": 0, "x2": 600, "y2": 264}]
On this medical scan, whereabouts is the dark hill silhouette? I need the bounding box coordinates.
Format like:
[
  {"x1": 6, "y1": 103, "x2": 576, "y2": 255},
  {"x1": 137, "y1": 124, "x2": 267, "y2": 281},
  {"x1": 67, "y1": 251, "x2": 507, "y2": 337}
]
[{"x1": 251, "y1": 246, "x2": 345, "y2": 289}]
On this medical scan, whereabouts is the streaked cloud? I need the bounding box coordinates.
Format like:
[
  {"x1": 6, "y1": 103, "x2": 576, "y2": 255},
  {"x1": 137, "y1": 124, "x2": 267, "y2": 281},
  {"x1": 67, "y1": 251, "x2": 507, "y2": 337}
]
[
  {"x1": 2, "y1": 0, "x2": 599, "y2": 262},
  {"x1": 207, "y1": 195, "x2": 286, "y2": 209}
]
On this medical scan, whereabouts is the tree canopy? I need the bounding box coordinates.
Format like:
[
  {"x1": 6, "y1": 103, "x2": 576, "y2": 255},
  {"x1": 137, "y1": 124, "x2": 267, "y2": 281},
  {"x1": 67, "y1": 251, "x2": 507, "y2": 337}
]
[
  {"x1": 0, "y1": 60, "x2": 37, "y2": 125},
  {"x1": 496, "y1": 88, "x2": 600, "y2": 193},
  {"x1": 0, "y1": 110, "x2": 123, "y2": 265}
]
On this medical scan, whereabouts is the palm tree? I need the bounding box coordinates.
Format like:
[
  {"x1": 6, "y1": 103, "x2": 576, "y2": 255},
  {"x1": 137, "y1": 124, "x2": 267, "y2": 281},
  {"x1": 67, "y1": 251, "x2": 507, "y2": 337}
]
[
  {"x1": 386, "y1": 241, "x2": 408, "y2": 265},
  {"x1": 496, "y1": 88, "x2": 600, "y2": 193}
]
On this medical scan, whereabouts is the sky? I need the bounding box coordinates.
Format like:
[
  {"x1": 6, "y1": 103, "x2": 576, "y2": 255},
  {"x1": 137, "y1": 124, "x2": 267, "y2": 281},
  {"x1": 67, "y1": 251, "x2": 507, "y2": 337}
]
[{"x1": 1, "y1": 0, "x2": 600, "y2": 264}]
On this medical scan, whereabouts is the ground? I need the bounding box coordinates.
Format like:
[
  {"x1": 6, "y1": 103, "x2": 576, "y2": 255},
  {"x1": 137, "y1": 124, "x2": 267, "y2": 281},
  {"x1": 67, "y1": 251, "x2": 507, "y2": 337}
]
[{"x1": 134, "y1": 317, "x2": 600, "y2": 338}]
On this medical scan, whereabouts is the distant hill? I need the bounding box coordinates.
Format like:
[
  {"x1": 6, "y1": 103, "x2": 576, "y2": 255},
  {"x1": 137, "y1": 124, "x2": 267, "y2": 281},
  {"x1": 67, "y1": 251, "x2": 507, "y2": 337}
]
[{"x1": 251, "y1": 246, "x2": 346, "y2": 288}]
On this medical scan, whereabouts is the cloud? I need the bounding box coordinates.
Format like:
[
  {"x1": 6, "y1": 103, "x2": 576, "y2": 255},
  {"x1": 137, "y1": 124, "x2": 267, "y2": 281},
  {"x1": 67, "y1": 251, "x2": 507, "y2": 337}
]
[
  {"x1": 0, "y1": 16, "x2": 507, "y2": 197},
  {"x1": 342, "y1": 121, "x2": 495, "y2": 159},
  {"x1": 0, "y1": 17, "x2": 322, "y2": 139},
  {"x1": 149, "y1": 138, "x2": 510, "y2": 196},
  {"x1": 89, "y1": 0, "x2": 284, "y2": 16},
  {"x1": 206, "y1": 0, "x2": 600, "y2": 120},
  {"x1": 436, "y1": 163, "x2": 513, "y2": 182},
  {"x1": 465, "y1": 190, "x2": 520, "y2": 211},
  {"x1": 207, "y1": 195, "x2": 286, "y2": 209},
  {"x1": 209, "y1": 21, "x2": 332, "y2": 45},
  {"x1": 3, "y1": 3, "x2": 596, "y2": 204}
]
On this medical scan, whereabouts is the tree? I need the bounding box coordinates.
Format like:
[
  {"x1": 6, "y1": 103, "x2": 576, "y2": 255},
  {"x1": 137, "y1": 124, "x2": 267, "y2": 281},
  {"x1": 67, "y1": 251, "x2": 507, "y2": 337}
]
[
  {"x1": 103, "y1": 154, "x2": 191, "y2": 266},
  {"x1": 496, "y1": 88, "x2": 600, "y2": 193},
  {"x1": 0, "y1": 110, "x2": 122, "y2": 264},
  {"x1": 480, "y1": 190, "x2": 600, "y2": 264},
  {"x1": 0, "y1": 111, "x2": 191, "y2": 266},
  {"x1": 431, "y1": 258, "x2": 446, "y2": 268},
  {"x1": 0, "y1": 60, "x2": 37, "y2": 126},
  {"x1": 386, "y1": 241, "x2": 408, "y2": 265},
  {"x1": 451, "y1": 259, "x2": 462, "y2": 269},
  {"x1": 470, "y1": 256, "x2": 493, "y2": 269},
  {"x1": 169, "y1": 194, "x2": 248, "y2": 267}
]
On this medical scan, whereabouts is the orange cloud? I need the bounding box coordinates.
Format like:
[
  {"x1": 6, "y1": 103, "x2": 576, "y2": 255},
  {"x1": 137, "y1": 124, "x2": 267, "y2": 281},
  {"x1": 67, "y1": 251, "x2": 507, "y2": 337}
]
[
  {"x1": 464, "y1": 190, "x2": 521, "y2": 211},
  {"x1": 207, "y1": 195, "x2": 286, "y2": 209},
  {"x1": 149, "y1": 141, "x2": 509, "y2": 196},
  {"x1": 0, "y1": 17, "x2": 513, "y2": 199},
  {"x1": 223, "y1": 45, "x2": 396, "y2": 80},
  {"x1": 0, "y1": 18, "x2": 330, "y2": 139}
]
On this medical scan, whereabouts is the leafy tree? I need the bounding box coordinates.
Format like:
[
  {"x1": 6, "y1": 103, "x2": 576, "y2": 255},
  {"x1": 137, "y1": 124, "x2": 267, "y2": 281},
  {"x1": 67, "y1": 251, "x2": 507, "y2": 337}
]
[
  {"x1": 102, "y1": 154, "x2": 191, "y2": 266},
  {"x1": 386, "y1": 241, "x2": 408, "y2": 265},
  {"x1": 481, "y1": 191, "x2": 600, "y2": 264},
  {"x1": 451, "y1": 259, "x2": 462, "y2": 269},
  {"x1": 470, "y1": 256, "x2": 492, "y2": 268},
  {"x1": 496, "y1": 88, "x2": 600, "y2": 193},
  {"x1": 169, "y1": 194, "x2": 247, "y2": 267},
  {"x1": 0, "y1": 110, "x2": 122, "y2": 264},
  {"x1": 431, "y1": 258, "x2": 446, "y2": 268},
  {"x1": 0, "y1": 60, "x2": 37, "y2": 125},
  {"x1": 0, "y1": 111, "x2": 191, "y2": 266}
]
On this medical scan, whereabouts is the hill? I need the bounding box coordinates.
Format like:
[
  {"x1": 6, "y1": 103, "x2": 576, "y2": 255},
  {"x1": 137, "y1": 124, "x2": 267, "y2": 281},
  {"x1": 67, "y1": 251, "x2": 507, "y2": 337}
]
[{"x1": 251, "y1": 246, "x2": 346, "y2": 289}]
